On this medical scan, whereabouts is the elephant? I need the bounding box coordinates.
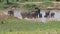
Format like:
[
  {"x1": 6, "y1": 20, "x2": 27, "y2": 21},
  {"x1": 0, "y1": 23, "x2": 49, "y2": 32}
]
[
  {"x1": 21, "y1": 11, "x2": 38, "y2": 19},
  {"x1": 8, "y1": 10, "x2": 14, "y2": 16},
  {"x1": 44, "y1": 11, "x2": 50, "y2": 17}
]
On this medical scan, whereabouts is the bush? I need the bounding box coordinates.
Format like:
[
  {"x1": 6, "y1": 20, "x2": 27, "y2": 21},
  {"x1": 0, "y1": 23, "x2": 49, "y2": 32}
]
[
  {"x1": 9, "y1": 29, "x2": 13, "y2": 32},
  {"x1": 44, "y1": 2, "x2": 54, "y2": 7},
  {"x1": 0, "y1": 20, "x2": 5, "y2": 25},
  {"x1": 3, "y1": 3, "x2": 19, "y2": 9},
  {"x1": 24, "y1": 4, "x2": 37, "y2": 10}
]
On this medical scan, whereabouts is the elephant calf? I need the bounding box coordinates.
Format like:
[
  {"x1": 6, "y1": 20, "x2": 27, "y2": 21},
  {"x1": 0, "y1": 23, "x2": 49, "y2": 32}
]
[{"x1": 8, "y1": 10, "x2": 14, "y2": 16}]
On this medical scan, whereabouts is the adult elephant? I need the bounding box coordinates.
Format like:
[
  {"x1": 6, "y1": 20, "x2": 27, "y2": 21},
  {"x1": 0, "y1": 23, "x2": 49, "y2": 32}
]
[
  {"x1": 33, "y1": 7, "x2": 41, "y2": 18},
  {"x1": 44, "y1": 10, "x2": 50, "y2": 18},
  {"x1": 21, "y1": 7, "x2": 41, "y2": 19},
  {"x1": 21, "y1": 11, "x2": 30, "y2": 19},
  {"x1": 21, "y1": 10, "x2": 38, "y2": 19},
  {"x1": 8, "y1": 10, "x2": 14, "y2": 16}
]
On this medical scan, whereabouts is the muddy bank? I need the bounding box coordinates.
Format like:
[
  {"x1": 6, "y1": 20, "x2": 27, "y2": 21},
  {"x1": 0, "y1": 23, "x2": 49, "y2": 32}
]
[{"x1": 0, "y1": 12, "x2": 8, "y2": 20}]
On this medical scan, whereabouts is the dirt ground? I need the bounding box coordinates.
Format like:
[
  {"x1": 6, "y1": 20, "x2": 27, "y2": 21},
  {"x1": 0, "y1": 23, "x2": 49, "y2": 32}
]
[{"x1": 0, "y1": 12, "x2": 7, "y2": 20}]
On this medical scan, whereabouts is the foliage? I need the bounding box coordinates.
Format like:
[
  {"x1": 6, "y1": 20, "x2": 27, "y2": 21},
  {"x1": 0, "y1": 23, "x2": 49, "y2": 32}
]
[
  {"x1": 22, "y1": 4, "x2": 39, "y2": 10},
  {"x1": 44, "y1": 2, "x2": 54, "y2": 6}
]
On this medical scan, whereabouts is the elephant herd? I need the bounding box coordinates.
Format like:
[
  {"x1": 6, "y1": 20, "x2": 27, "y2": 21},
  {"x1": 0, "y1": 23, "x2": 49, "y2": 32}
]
[
  {"x1": 21, "y1": 8, "x2": 55, "y2": 19},
  {"x1": 8, "y1": 8, "x2": 55, "y2": 19}
]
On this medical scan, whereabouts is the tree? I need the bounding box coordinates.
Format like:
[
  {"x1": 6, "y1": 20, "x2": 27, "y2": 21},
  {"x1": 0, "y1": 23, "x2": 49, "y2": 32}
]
[
  {"x1": 56, "y1": 0, "x2": 60, "y2": 1},
  {"x1": 6, "y1": 0, "x2": 9, "y2": 4},
  {"x1": 0, "y1": 0, "x2": 2, "y2": 2},
  {"x1": 12, "y1": 0, "x2": 14, "y2": 2},
  {"x1": 25, "y1": 0, "x2": 28, "y2": 1},
  {"x1": 16, "y1": 0, "x2": 19, "y2": 2},
  {"x1": 20, "y1": 0, "x2": 28, "y2": 2}
]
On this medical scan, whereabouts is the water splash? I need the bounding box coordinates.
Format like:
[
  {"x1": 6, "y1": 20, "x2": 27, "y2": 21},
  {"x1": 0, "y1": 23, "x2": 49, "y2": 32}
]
[
  {"x1": 14, "y1": 11, "x2": 22, "y2": 19},
  {"x1": 41, "y1": 12, "x2": 47, "y2": 23}
]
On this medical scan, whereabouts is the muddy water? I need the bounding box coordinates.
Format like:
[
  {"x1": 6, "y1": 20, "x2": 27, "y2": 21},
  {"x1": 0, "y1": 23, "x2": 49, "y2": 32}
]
[
  {"x1": 54, "y1": 12, "x2": 60, "y2": 21},
  {"x1": 14, "y1": 11, "x2": 22, "y2": 19},
  {"x1": 4, "y1": 10, "x2": 60, "y2": 22}
]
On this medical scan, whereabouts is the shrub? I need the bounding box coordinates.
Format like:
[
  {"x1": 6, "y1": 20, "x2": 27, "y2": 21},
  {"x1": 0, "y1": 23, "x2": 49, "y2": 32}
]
[{"x1": 24, "y1": 4, "x2": 37, "y2": 10}]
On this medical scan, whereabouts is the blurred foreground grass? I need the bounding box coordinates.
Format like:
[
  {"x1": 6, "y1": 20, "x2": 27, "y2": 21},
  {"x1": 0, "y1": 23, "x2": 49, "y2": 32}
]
[{"x1": 0, "y1": 16, "x2": 60, "y2": 34}]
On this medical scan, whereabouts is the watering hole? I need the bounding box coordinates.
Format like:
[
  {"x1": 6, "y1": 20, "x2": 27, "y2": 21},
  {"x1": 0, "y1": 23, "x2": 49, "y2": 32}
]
[{"x1": 3, "y1": 10, "x2": 60, "y2": 22}]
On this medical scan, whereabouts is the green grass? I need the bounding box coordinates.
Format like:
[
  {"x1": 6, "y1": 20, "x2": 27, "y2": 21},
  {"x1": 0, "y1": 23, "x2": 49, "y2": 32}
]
[
  {"x1": 0, "y1": 0, "x2": 57, "y2": 10},
  {"x1": 16, "y1": 2, "x2": 54, "y2": 10},
  {"x1": 0, "y1": 0, "x2": 56, "y2": 2},
  {"x1": 0, "y1": 17, "x2": 60, "y2": 34},
  {"x1": 0, "y1": 1, "x2": 55, "y2": 10}
]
